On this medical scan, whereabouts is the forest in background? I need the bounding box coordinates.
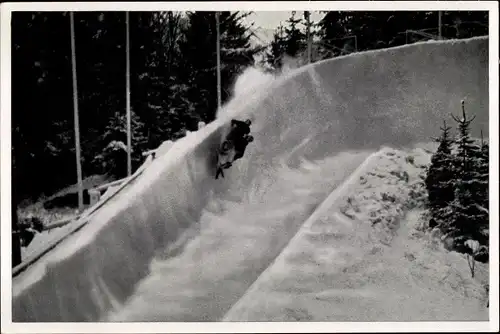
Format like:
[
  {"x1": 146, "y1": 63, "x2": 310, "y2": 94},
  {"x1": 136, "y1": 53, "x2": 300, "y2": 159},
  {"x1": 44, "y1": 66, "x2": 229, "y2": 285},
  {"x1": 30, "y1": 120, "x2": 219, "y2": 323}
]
[{"x1": 12, "y1": 11, "x2": 488, "y2": 204}]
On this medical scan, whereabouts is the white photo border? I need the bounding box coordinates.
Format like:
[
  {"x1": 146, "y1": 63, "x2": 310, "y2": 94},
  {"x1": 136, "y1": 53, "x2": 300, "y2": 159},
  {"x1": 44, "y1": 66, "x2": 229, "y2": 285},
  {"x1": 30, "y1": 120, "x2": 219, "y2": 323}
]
[{"x1": 1, "y1": 1, "x2": 498, "y2": 333}]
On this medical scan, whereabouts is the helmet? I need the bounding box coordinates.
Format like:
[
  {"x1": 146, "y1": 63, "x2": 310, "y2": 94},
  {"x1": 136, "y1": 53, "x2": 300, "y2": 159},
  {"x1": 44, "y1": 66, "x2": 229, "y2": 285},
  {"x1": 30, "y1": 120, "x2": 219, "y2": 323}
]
[
  {"x1": 245, "y1": 119, "x2": 252, "y2": 126},
  {"x1": 246, "y1": 135, "x2": 254, "y2": 143}
]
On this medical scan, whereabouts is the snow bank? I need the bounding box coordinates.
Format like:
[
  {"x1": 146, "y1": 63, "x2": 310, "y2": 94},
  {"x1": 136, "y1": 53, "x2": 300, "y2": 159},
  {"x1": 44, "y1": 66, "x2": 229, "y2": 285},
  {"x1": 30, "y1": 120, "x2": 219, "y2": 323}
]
[
  {"x1": 20, "y1": 223, "x2": 77, "y2": 261},
  {"x1": 224, "y1": 146, "x2": 489, "y2": 321},
  {"x1": 12, "y1": 125, "x2": 225, "y2": 321},
  {"x1": 339, "y1": 147, "x2": 430, "y2": 245},
  {"x1": 104, "y1": 151, "x2": 372, "y2": 322},
  {"x1": 12, "y1": 37, "x2": 489, "y2": 322},
  {"x1": 154, "y1": 139, "x2": 175, "y2": 158}
]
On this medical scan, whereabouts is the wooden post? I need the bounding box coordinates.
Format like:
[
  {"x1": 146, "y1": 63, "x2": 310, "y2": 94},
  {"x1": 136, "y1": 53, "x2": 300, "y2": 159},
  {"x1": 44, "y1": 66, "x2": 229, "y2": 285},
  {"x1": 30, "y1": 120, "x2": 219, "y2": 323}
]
[
  {"x1": 70, "y1": 12, "x2": 84, "y2": 212},
  {"x1": 215, "y1": 11, "x2": 222, "y2": 111},
  {"x1": 88, "y1": 189, "x2": 101, "y2": 206},
  {"x1": 126, "y1": 11, "x2": 132, "y2": 176}
]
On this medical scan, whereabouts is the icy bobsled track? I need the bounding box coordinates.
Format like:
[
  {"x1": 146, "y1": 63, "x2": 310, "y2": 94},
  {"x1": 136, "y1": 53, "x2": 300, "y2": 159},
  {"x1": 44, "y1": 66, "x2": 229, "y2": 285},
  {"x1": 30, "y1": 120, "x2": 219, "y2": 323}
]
[{"x1": 12, "y1": 37, "x2": 488, "y2": 322}]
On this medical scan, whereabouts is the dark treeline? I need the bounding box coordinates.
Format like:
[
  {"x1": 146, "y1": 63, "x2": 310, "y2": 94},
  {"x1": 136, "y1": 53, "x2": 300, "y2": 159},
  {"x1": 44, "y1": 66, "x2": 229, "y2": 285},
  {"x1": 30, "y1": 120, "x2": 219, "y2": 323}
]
[
  {"x1": 12, "y1": 11, "x2": 261, "y2": 203},
  {"x1": 263, "y1": 11, "x2": 488, "y2": 71},
  {"x1": 12, "y1": 11, "x2": 488, "y2": 204}
]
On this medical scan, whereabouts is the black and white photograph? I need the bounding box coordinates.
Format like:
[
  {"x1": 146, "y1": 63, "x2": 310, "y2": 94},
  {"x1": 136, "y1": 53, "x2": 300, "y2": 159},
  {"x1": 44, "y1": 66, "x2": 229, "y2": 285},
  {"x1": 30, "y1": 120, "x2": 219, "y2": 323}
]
[{"x1": 1, "y1": 1, "x2": 498, "y2": 333}]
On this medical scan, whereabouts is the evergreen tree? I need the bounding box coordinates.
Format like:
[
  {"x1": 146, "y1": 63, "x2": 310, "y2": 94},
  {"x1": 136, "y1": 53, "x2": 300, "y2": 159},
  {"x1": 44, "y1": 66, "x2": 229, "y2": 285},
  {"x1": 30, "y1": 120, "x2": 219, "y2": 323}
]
[
  {"x1": 317, "y1": 11, "x2": 351, "y2": 58},
  {"x1": 264, "y1": 12, "x2": 307, "y2": 72},
  {"x1": 449, "y1": 101, "x2": 487, "y2": 245},
  {"x1": 93, "y1": 109, "x2": 147, "y2": 178},
  {"x1": 265, "y1": 23, "x2": 287, "y2": 71},
  {"x1": 318, "y1": 11, "x2": 348, "y2": 43},
  {"x1": 129, "y1": 12, "x2": 192, "y2": 148},
  {"x1": 344, "y1": 12, "x2": 391, "y2": 51},
  {"x1": 12, "y1": 12, "x2": 75, "y2": 198},
  {"x1": 316, "y1": 11, "x2": 489, "y2": 59},
  {"x1": 11, "y1": 11, "x2": 182, "y2": 198},
  {"x1": 284, "y1": 11, "x2": 306, "y2": 57},
  {"x1": 178, "y1": 11, "x2": 260, "y2": 123},
  {"x1": 12, "y1": 11, "x2": 263, "y2": 202},
  {"x1": 476, "y1": 130, "x2": 489, "y2": 236},
  {"x1": 478, "y1": 131, "x2": 489, "y2": 209},
  {"x1": 425, "y1": 120, "x2": 456, "y2": 227},
  {"x1": 440, "y1": 11, "x2": 489, "y2": 39},
  {"x1": 73, "y1": 11, "x2": 127, "y2": 173}
]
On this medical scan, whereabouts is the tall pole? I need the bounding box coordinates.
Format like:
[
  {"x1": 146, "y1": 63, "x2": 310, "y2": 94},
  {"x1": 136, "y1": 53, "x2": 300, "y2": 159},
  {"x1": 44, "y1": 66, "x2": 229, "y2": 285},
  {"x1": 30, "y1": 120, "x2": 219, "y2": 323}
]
[
  {"x1": 215, "y1": 11, "x2": 222, "y2": 111},
  {"x1": 70, "y1": 12, "x2": 84, "y2": 212},
  {"x1": 305, "y1": 11, "x2": 312, "y2": 64},
  {"x1": 438, "y1": 11, "x2": 442, "y2": 40},
  {"x1": 126, "y1": 11, "x2": 132, "y2": 176}
]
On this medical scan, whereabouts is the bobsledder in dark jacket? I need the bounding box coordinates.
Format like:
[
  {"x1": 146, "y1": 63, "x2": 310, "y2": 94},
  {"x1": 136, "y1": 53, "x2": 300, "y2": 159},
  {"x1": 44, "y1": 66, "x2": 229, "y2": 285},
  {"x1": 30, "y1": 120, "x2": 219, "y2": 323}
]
[
  {"x1": 225, "y1": 118, "x2": 252, "y2": 163},
  {"x1": 218, "y1": 119, "x2": 253, "y2": 172},
  {"x1": 217, "y1": 135, "x2": 254, "y2": 176},
  {"x1": 226, "y1": 119, "x2": 251, "y2": 143},
  {"x1": 232, "y1": 134, "x2": 253, "y2": 162}
]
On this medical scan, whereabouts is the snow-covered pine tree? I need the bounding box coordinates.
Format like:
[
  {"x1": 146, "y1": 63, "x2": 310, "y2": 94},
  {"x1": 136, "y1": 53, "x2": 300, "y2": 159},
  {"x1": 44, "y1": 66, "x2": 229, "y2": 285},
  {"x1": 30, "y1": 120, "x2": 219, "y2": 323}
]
[
  {"x1": 284, "y1": 11, "x2": 307, "y2": 58},
  {"x1": 94, "y1": 110, "x2": 148, "y2": 178},
  {"x1": 476, "y1": 129, "x2": 489, "y2": 243},
  {"x1": 449, "y1": 100, "x2": 486, "y2": 248},
  {"x1": 265, "y1": 23, "x2": 287, "y2": 72},
  {"x1": 130, "y1": 12, "x2": 194, "y2": 148},
  {"x1": 425, "y1": 120, "x2": 456, "y2": 229}
]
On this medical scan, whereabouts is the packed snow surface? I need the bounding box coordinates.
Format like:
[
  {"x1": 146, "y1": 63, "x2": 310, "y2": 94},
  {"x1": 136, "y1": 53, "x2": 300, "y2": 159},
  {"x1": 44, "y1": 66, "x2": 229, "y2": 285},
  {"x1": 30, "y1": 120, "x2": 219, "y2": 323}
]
[
  {"x1": 11, "y1": 37, "x2": 489, "y2": 322},
  {"x1": 223, "y1": 147, "x2": 489, "y2": 321}
]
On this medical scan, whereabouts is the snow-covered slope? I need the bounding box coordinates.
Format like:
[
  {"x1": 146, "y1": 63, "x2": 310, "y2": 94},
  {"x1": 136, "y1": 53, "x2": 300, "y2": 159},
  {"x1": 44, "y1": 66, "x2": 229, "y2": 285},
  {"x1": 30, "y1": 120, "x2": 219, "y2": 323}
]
[
  {"x1": 11, "y1": 37, "x2": 489, "y2": 322},
  {"x1": 223, "y1": 147, "x2": 489, "y2": 321}
]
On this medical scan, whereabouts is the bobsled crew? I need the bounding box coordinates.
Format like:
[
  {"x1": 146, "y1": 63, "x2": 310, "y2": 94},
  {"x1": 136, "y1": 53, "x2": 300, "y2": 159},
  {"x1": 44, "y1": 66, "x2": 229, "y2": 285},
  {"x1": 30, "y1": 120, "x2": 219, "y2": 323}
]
[{"x1": 216, "y1": 118, "x2": 254, "y2": 179}]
